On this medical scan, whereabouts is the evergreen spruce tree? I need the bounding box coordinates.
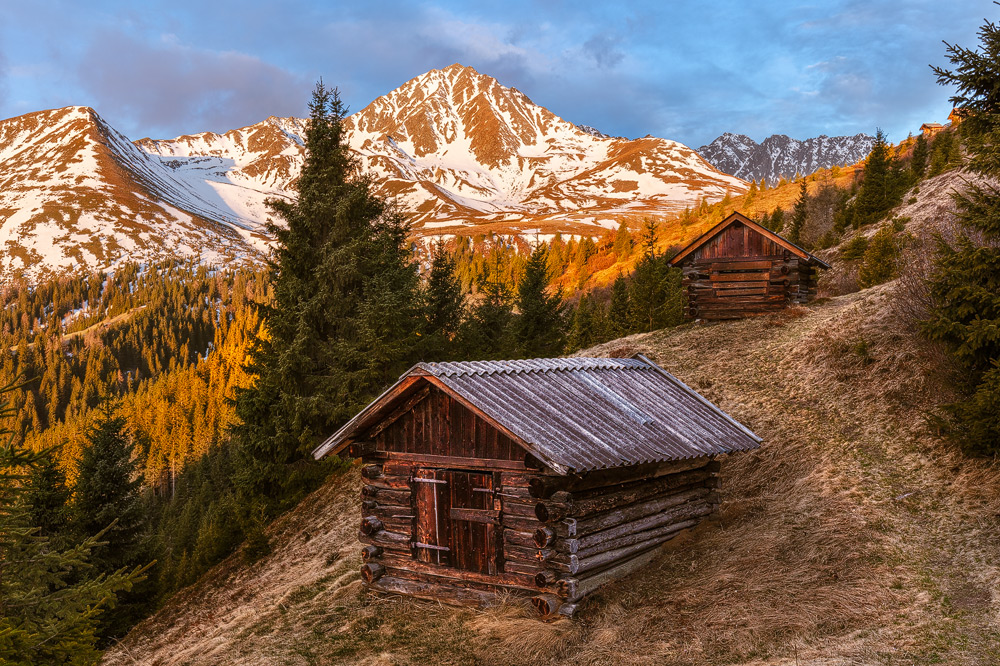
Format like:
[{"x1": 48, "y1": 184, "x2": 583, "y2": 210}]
[
  {"x1": 853, "y1": 129, "x2": 904, "y2": 227},
  {"x1": 513, "y1": 245, "x2": 566, "y2": 358},
  {"x1": 420, "y1": 241, "x2": 466, "y2": 361},
  {"x1": 458, "y1": 262, "x2": 516, "y2": 360},
  {"x1": 769, "y1": 207, "x2": 785, "y2": 233},
  {"x1": 758, "y1": 210, "x2": 771, "y2": 230},
  {"x1": 628, "y1": 257, "x2": 683, "y2": 333},
  {"x1": 789, "y1": 178, "x2": 809, "y2": 244},
  {"x1": 627, "y1": 223, "x2": 684, "y2": 333},
  {"x1": 911, "y1": 133, "x2": 929, "y2": 178},
  {"x1": 74, "y1": 410, "x2": 146, "y2": 576},
  {"x1": 232, "y1": 82, "x2": 420, "y2": 504},
  {"x1": 73, "y1": 408, "x2": 150, "y2": 640},
  {"x1": 566, "y1": 295, "x2": 608, "y2": 352},
  {"x1": 0, "y1": 381, "x2": 143, "y2": 665},
  {"x1": 612, "y1": 222, "x2": 633, "y2": 258},
  {"x1": 608, "y1": 274, "x2": 631, "y2": 337},
  {"x1": 23, "y1": 448, "x2": 73, "y2": 548},
  {"x1": 924, "y1": 14, "x2": 1000, "y2": 453},
  {"x1": 928, "y1": 131, "x2": 962, "y2": 176}
]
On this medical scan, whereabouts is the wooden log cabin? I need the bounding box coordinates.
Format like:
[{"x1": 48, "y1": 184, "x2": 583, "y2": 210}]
[
  {"x1": 312, "y1": 356, "x2": 760, "y2": 618},
  {"x1": 668, "y1": 211, "x2": 830, "y2": 320}
]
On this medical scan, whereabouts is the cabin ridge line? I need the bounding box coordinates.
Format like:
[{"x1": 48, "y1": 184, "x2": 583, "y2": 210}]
[{"x1": 314, "y1": 355, "x2": 760, "y2": 617}]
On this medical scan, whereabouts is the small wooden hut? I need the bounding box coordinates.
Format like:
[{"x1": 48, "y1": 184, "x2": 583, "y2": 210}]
[
  {"x1": 313, "y1": 355, "x2": 760, "y2": 617},
  {"x1": 668, "y1": 211, "x2": 830, "y2": 320},
  {"x1": 920, "y1": 122, "x2": 945, "y2": 137}
]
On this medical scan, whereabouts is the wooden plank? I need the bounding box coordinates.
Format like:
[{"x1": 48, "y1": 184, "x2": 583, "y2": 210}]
[
  {"x1": 379, "y1": 552, "x2": 536, "y2": 588},
  {"x1": 717, "y1": 287, "x2": 767, "y2": 298},
  {"x1": 709, "y1": 272, "x2": 770, "y2": 282},
  {"x1": 529, "y1": 458, "x2": 709, "y2": 498},
  {"x1": 502, "y1": 516, "x2": 545, "y2": 533},
  {"x1": 709, "y1": 260, "x2": 772, "y2": 271},
  {"x1": 501, "y1": 501, "x2": 538, "y2": 518},
  {"x1": 383, "y1": 452, "x2": 526, "y2": 470},
  {"x1": 696, "y1": 297, "x2": 786, "y2": 306},
  {"x1": 370, "y1": 575, "x2": 504, "y2": 607},
  {"x1": 501, "y1": 472, "x2": 549, "y2": 487},
  {"x1": 358, "y1": 529, "x2": 412, "y2": 552},
  {"x1": 712, "y1": 281, "x2": 768, "y2": 289},
  {"x1": 503, "y1": 529, "x2": 539, "y2": 548},
  {"x1": 382, "y1": 460, "x2": 413, "y2": 477},
  {"x1": 414, "y1": 468, "x2": 448, "y2": 566},
  {"x1": 503, "y1": 560, "x2": 541, "y2": 576},
  {"x1": 363, "y1": 474, "x2": 411, "y2": 490},
  {"x1": 380, "y1": 566, "x2": 536, "y2": 596},
  {"x1": 361, "y1": 486, "x2": 412, "y2": 504}
]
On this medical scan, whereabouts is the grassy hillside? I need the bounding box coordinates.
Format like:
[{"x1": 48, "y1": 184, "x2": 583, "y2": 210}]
[{"x1": 102, "y1": 251, "x2": 1000, "y2": 664}]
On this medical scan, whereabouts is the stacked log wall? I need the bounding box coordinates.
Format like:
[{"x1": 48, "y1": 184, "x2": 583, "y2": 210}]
[
  {"x1": 682, "y1": 256, "x2": 818, "y2": 320},
  {"x1": 354, "y1": 452, "x2": 721, "y2": 617},
  {"x1": 528, "y1": 457, "x2": 721, "y2": 617},
  {"x1": 356, "y1": 460, "x2": 550, "y2": 607}
]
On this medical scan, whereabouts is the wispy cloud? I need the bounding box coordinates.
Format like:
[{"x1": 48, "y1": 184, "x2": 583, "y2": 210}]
[
  {"x1": 76, "y1": 30, "x2": 310, "y2": 137},
  {"x1": 0, "y1": 0, "x2": 993, "y2": 146}
]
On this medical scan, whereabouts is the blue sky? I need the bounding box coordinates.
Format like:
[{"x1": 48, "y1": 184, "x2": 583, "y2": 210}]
[{"x1": 0, "y1": 0, "x2": 994, "y2": 147}]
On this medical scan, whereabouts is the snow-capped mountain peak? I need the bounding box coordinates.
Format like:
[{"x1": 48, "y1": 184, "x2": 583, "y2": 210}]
[{"x1": 0, "y1": 65, "x2": 745, "y2": 280}]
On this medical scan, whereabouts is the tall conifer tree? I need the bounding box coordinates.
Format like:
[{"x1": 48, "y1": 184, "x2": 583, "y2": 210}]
[
  {"x1": 420, "y1": 241, "x2": 466, "y2": 361},
  {"x1": 23, "y1": 449, "x2": 73, "y2": 548},
  {"x1": 232, "y1": 82, "x2": 420, "y2": 502},
  {"x1": 852, "y1": 129, "x2": 904, "y2": 227},
  {"x1": 924, "y1": 14, "x2": 1000, "y2": 452},
  {"x1": 627, "y1": 221, "x2": 684, "y2": 333},
  {"x1": 608, "y1": 274, "x2": 631, "y2": 337},
  {"x1": 513, "y1": 245, "x2": 566, "y2": 358},
  {"x1": 458, "y1": 262, "x2": 515, "y2": 360},
  {"x1": 911, "y1": 133, "x2": 929, "y2": 177},
  {"x1": 74, "y1": 412, "x2": 146, "y2": 575},
  {"x1": 789, "y1": 178, "x2": 809, "y2": 244},
  {"x1": 0, "y1": 382, "x2": 143, "y2": 665},
  {"x1": 73, "y1": 409, "x2": 150, "y2": 640}
]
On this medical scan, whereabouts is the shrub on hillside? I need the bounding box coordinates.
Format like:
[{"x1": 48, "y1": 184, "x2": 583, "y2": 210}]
[
  {"x1": 840, "y1": 235, "x2": 870, "y2": 261},
  {"x1": 944, "y1": 363, "x2": 1000, "y2": 454},
  {"x1": 858, "y1": 221, "x2": 908, "y2": 288}
]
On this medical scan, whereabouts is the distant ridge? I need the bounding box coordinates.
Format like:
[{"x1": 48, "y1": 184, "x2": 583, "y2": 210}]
[{"x1": 698, "y1": 132, "x2": 875, "y2": 183}]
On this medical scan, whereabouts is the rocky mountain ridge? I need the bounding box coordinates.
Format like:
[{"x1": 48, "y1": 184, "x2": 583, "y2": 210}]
[
  {"x1": 0, "y1": 64, "x2": 745, "y2": 280},
  {"x1": 698, "y1": 132, "x2": 875, "y2": 183}
]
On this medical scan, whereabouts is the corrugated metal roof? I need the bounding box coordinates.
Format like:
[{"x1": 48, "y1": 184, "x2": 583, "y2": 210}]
[{"x1": 312, "y1": 355, "x2": 761, "y2": 474}]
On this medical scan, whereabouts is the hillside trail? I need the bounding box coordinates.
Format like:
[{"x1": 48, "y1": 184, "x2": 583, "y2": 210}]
[{"x1": 104, "y1": 284, "x2": 1000, "y2": 666}]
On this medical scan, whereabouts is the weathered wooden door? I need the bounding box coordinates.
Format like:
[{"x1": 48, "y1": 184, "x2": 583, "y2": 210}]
[
  {"x1": 443, "y1": 470, "x2": 500, "y2": 574},
  {"x1": 412, "y1": 469, "x2": 500, "y2": 574}
]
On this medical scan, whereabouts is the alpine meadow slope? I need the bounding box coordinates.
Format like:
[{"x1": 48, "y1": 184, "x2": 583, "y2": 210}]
[
  {"x1": 100, "y1": 169, "x2": 1000, "y2": 666},
  {"x1": 0, "y1": 64, "x2": 745, "y2": 281}
]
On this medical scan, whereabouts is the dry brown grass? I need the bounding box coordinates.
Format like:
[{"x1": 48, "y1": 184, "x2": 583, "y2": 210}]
[{"x1": 104, "y1": 277, "x2": 1000, "y2": 666}]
